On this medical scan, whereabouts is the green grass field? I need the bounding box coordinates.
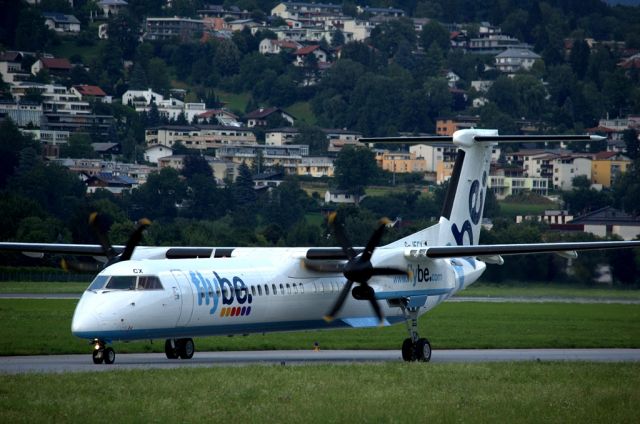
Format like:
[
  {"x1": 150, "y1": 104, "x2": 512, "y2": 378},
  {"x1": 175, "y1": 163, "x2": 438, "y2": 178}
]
[
  {"x1": 285, "y1": 101, "x2": 317, "y2": 125},
  {"x1": 460, "y1": 283, "x2": 640, "y2": 300},
  {"x1": 217, "y1": 90, "x2": 251, "y2": 114},
  {"x1": 1, "y1": 363, "x2": 638, "y2": 423},
  {"x1": 498, "y1": 202, "x2": 554, "y2": 217},
  {"x1": 1, "y1": 299, "x2": 638, "y2": 356}
]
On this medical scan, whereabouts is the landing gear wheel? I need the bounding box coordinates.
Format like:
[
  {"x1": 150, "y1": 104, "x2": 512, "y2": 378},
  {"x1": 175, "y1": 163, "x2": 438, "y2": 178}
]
[
  {"x1": 92, "y1": 349, "x2": 104, "y2": 364},
  {"x1": 165, "y1": 339, "x2": 179, "y2": 359},
  {"x1": 177, "y1": 338, "x2": 195, "y2": 360},
  {"x1": 415, "y1": 338, "x2": 431, "y2": 362},
  {"x1": 103, "y1": 347, "x2": 116, "y2": 364},
  {"x1": 401, "y1": 338, "x2": 415, "y2": 362}
]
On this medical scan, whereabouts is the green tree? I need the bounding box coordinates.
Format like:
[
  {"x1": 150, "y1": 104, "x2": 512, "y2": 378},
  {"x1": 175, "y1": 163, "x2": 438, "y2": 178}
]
[
  {"x1": 0, "y1": 119, "x2": 39, "y2": 188},
  {"x1": 370, "y1": 18, "x2": 417, "y2": 59},
  {"x1": 231, "y1": 162, "x2": 257, "y2": 228},
  {"x1": 293, "y1": 124, "x2": 328, "y2": 155},
  {"x1": 147, "y1": 58, "x2": 171, "y2": 94},
  {"x1": 419, "y1": 20, "x2": 450, "y2": 52},
  {"x1": 128, "y1": 168, "x2": 187, "y2": 220},
  {"x1": 16, "y1": 216, "x2": 71, "y2": 243},
  {"x1": 623, "y1": 129, "x2": 639, "y2": 161},
  {"x1": 331, "y1": 29, "x2": 345, "y2": 47},
  {"x1": 60, "y1": 133, "x2": 96, "y2": 159},
  {"x1": 15, "y1": 7, "x2": 54, "y2": 51},
  {"x1": 8, "y1": 162, "x2": 86, "y2": 222},
  {"x1": 569, "y1": 39, "x2": 590, "y2": 80},
  {"x1": 107, "y1": 12, "x2": 140, "y2": 60},
  {"x1": 333, "y1": 146, "x2": 378, "y2": 195}
]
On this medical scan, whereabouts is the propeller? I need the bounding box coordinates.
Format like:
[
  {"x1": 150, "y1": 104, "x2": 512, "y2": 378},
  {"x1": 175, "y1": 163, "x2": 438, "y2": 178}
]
[
  {"x1": 63, "y1": 213, "x2": 151, "y2": 271},
  {"x1": 323, "y1": 212, "x2": 407, "y2": 325}
]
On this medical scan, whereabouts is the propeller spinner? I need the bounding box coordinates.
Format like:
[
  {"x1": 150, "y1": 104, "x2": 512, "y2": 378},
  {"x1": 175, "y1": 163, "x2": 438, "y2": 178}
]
[{"x1": 323, "y1": 212, "x2": 406, "y2": 325}]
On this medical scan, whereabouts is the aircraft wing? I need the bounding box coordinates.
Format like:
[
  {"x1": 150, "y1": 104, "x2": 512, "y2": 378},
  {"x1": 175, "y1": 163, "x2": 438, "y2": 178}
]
[
  {"x1": 405, "y1": 240, "x2": 640, "y2": 259},
  {"x1": 0, "y1": 243, "x2": 235, "y2": 260},
  {"x1": 0, "y1": 242, "x2": 118, "y2": 257}
]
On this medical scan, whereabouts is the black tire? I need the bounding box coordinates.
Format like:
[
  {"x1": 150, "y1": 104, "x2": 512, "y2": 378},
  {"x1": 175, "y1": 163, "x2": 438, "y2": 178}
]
[
  {"x1": 401, "y1": 338, "x2": 415, "y2": 362},
  {"x1": 415, "y1": 338, "x2": 431, "y2": 362},
  {"x1": 165, "y1": 339, "x2": 179, "y2": 359},
  {"x1": 103, "y1": 347, "x2": 116, "y2": 364},
  {"x1": 92, "y1": 349, "x2": 104, "y2": 364},
  {"x1": 178, "y1": 338, "x2": 195, "y2": 360}
]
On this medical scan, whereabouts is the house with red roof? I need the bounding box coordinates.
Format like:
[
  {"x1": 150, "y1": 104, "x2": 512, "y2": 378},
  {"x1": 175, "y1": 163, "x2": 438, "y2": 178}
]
[
  {"x1": 259, "y1": 38, "x2": 303, "y2": 55},
  {"x1": 31, "y1": 57, "x2": 72, "y2": 76},
  {"x1": 293, "y1": 45, "x2": 328, "y2": 66},
  {"x1": 244, "y1": 107, "x2": 295, "y2": 127},
  {"x1": 72, "y1": 85, "x2": 112, "y2": 103}
]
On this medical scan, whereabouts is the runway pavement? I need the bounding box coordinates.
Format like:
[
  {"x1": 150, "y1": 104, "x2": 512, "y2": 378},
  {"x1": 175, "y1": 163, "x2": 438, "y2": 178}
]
[{"x1": 1, "y1": 349, "x2": 639, "y2": 374}]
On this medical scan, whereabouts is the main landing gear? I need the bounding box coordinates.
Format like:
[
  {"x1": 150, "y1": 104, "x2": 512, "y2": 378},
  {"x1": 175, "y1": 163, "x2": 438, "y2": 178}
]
[
  {"x1": 91, "y1": 340, "x2": 115, "y2": 365},
  {"x1": 400, "y1": 306, "x2": 432, "y2": 362},
  {"x1": 164, "y1": 338, "x2": 195, "y2": 360}
]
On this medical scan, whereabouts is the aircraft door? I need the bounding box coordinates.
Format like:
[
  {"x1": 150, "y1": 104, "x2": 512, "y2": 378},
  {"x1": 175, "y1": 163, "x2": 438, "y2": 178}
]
[{"x1": 171, "y1": 270, "x2": 194, "y2": 326}]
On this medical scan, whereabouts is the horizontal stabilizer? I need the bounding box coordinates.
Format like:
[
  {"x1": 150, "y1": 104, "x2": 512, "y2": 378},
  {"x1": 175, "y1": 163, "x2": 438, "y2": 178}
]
[
  {"x1": 406, "y1": 240, "x2": 640, "y2": 259},
  {"x1": 360, "y1": 134, "x2": 604, "y2": 144}
]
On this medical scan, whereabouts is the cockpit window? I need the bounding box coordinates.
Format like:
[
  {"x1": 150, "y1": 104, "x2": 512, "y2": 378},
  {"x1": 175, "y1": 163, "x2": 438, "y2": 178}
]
[
  {"x1": 87, "y1": 275, "x2": 109, "y2": 291},
  {"x1": 87, "y1": 275, "x2": 164, "y2": 291},
  {"x1": 105, "y1": 276, "x2": 137, "y2": 290},
  {"x1": 137, "y1": 276, "x2": 163, "y2": 290}
]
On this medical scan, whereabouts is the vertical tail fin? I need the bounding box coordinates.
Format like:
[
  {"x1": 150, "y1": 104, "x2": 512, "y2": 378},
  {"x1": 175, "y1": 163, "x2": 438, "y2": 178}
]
[{"x1": 437, "y1": 129, "x2": 495, "y2": 246}]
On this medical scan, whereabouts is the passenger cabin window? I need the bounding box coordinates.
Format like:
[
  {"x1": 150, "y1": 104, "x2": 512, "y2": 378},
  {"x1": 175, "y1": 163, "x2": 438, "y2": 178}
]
[
  {"x1": 272, "y1": 284, "x2": 277, "y2": 295},
  {"x1": 257, "y1": 285, "x2": 262, "y2": 296},
  {"x1": 265, "y1": 285, "x2": 269, "y2": 295},
  {"x1": 137, "y1": 276, "x2": 163, "y2": 290}
]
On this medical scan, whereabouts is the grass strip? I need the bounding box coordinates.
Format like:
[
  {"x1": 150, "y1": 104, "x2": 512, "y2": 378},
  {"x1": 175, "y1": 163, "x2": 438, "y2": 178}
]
[
  {"x1": 460, "y1": 283, "x2": 640, "y2": 300},
  {"x1": 0, "y1": 300, "x2": 638, "y2": 355},
  {"x1": 0, "y1": 282, "x2": 88, "y2": 294},
  {"x1": 0, "y1": 362, "x2": 638, "y2": 423}
]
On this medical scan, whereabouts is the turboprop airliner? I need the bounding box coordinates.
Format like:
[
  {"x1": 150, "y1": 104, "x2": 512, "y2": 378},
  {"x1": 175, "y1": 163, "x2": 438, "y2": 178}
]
[{"x1": 2, "y1": 129, "x2": 639, "y2": 365}]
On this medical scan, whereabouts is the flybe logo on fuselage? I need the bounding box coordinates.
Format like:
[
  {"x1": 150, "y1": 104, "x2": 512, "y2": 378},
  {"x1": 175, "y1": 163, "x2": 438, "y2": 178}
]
[{"x1": 189, "y1": 271, "x2": 252, "y2": 317}]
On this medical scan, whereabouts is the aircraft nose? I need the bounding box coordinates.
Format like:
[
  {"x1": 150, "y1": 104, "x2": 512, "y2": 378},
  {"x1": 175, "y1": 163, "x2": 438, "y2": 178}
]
[{"x1": 71, "y1": 292, "x2": 101, "y2": 337}]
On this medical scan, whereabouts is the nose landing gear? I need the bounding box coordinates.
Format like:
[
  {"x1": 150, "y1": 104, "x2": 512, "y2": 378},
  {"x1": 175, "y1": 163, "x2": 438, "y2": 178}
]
[{"x1": 91, "y1": 340, "x2": 116, "y2": 364}]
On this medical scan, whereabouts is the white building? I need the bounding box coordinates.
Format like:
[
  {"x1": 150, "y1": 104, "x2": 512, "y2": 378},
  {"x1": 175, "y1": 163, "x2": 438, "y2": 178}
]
[
  {"x1": 341, "y1": 19, "x2": 373, "y2": 42},
  {"x1": 495, "y1": 48, "x2": 541, "y2": 73},
  {"x1": 97, "y1": 0, "x2": 128, "y2": 16},
  {"x1": 552, "y1": 156, "x2": 592, "y2": 190},
  {"x1": 122, "y1": 89, "x2": 207, "y2": 122},
  {"x1": 266, "y1": 127, "x2": 300, "y2": 146},
  {"x1": 43, "y1": 12, "x2": 81, "y2": 34},
  {"x1": 144, "y1": 144, "x2": 174, "y2": 164},
  {"x1": 297, "y1": 156, "x2": 334, "y2": 177}
]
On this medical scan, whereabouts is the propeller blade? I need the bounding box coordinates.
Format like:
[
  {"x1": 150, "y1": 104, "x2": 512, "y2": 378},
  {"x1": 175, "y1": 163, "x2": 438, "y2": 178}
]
[
  {"x1": 324, "y1": 279, "x2": 354, "y2": 323},
  {"x1": 88, "y1": 212, "x2": 116, "y2": 260},
  {"x1": 367, "y1": 296, "x2": 384, "y2": 325},
  {"x1": 328, "y1": 212, "x2": 357, "y2": 260},
  {"x1": 60, "y1": 258, "x2": 102, "y2": 273},
  {"x1": 120, "y1": 218, "x2": 151, "y2": 261},
  {"x1": 371, "y1": 267, "x2": 408, "y2": 276},
  {"x1": 361, "y1": 218, "x2": 391, "y2": 262}
]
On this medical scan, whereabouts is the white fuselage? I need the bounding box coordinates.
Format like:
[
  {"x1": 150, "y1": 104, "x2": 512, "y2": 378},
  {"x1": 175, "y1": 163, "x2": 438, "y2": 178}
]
[{"x1": 71, "y1": 247, "x2": 486, "y2": 341}]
